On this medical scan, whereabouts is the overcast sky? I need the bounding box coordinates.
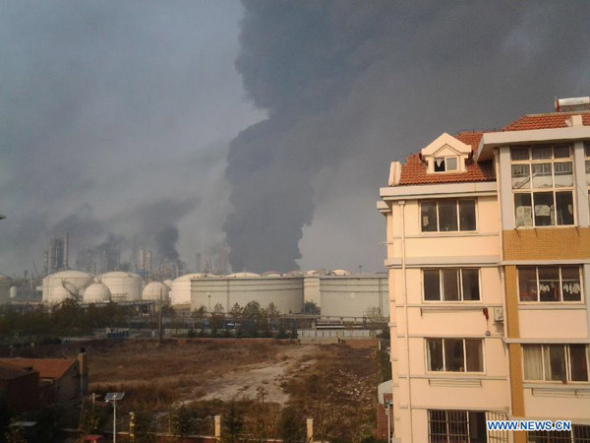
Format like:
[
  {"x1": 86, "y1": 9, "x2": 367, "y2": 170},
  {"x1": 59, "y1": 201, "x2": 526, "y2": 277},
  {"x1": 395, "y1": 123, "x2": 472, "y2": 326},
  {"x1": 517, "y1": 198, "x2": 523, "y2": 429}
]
[{"x1": 1, "y1": 1, "x2": 589, "y2": 277}]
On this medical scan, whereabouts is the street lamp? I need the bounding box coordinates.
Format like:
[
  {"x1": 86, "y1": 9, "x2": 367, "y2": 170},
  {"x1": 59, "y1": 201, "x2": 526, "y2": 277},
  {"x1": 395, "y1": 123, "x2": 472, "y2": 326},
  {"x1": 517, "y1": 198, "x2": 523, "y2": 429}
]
[{"x1": 105, "y1": 392, "x2": 125, "y2": 443}]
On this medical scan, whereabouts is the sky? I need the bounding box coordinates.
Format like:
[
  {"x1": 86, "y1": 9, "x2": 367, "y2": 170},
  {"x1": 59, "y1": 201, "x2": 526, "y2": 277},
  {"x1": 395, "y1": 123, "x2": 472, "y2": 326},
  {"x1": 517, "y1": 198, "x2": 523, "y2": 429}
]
[{"x1": 1, "y1": 1, "x2": 589, "y2": 277}]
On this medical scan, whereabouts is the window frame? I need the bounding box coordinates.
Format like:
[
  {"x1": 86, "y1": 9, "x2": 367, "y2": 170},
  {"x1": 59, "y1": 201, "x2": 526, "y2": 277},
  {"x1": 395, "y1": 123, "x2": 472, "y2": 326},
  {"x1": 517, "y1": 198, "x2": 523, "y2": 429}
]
[
  {"x1": 420, "y1": 199, "x2": 478, "y2": 233},
  {"x1": 528, "y1": 425, "x2": 590, "y2": 443},
  {"x1": 522, "y1": 344, "x2": 590, "y2": 383},
  {"x1": 422, "y1": 268, "x2": 481, "y2": 302},
  {"x1": 426, "y1": 338, "x2": 485, "y2": 373},
  {"x1": 433, "y1": 156, "x2": 459, "y2": 173},
  {"x1": 517, "y1": 265, "x2": 583, "y2": 303},
  {"x1": 510, "y1": 144, "x2": 576, "y2": 228},
  {"x1": 428, "y1": 410, "x2": 487, "y2": 443}
]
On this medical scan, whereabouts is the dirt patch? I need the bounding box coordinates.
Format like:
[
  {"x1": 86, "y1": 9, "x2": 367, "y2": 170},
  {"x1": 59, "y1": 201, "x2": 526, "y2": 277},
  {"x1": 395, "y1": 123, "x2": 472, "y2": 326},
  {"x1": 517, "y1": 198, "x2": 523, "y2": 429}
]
[{"x1": 196, "y1": 344, "x2": 319, "y2": 405}]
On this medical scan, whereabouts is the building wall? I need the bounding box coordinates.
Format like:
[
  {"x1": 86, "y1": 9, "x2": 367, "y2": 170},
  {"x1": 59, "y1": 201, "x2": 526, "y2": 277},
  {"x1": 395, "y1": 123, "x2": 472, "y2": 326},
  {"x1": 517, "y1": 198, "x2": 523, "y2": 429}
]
[{"x1": 382, "y1": 194, "x2": 507, "y2": 443}]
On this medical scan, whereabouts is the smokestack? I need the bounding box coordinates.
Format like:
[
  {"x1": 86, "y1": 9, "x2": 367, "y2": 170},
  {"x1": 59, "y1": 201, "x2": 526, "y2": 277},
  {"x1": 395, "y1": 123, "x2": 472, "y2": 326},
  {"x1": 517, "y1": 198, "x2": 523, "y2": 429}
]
[
  {"x1": 64, "y1": 232, "x2": 69, "y2": 269},
  {"x1": 196, "y1": 253, "x2": 201, "y2": 273}
]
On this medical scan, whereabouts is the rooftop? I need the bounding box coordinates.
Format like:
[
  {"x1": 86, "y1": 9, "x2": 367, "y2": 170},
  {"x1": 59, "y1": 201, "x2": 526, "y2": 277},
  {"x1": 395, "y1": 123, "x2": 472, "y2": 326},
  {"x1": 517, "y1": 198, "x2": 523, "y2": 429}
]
[
  {"x1": 398, "y1": 132, "x2": 495, "y2": 186},
  {"x1": 0, "y1": 358, "x2": 76, "y2": 379}
]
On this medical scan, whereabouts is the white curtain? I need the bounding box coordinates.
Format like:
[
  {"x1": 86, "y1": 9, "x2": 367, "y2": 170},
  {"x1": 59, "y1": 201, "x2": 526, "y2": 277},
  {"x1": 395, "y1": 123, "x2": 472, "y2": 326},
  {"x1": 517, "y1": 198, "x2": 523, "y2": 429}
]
[{"x1": 523, "y1": 345, "x2": 543, "y2": 380}]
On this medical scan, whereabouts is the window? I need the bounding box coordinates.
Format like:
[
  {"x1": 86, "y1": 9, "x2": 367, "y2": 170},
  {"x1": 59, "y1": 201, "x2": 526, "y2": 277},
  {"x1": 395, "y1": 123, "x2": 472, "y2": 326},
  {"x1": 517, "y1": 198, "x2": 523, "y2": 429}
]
[
  {"x1": 434, "y1": 157, "x2": 458, "y2": 172},
  {"x1": 424, "y1": 269, "x2": 480, "y2": 301},
  {"x1": 529, "y1": 426, "x2": 590, "y2": 443},
  {"x1": 427, "y1": 338, "x2": 483, "y2": 372},
  {"x1": 428, "y1": 410, "x2": 487, "y2": 443},
  {"x1": 421, "y1": 199, "x2": 476, "y2": 232},
  {"x1": 511, "y1": 145, "x2": 574, "y2": 227},
  {"x1": 523, "y1": 344, "x2": 589, "y2": 382},
  {"x1": 518, "y1": 266, "x2": 582, "y2": 302}
]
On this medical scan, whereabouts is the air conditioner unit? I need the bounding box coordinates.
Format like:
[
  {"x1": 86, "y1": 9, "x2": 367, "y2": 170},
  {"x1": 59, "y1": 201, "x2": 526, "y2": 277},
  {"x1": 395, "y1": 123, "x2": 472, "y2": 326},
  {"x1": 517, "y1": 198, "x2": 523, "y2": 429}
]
[{"x1": 493, "y1": 307, "x2": 504, "y2": 323}]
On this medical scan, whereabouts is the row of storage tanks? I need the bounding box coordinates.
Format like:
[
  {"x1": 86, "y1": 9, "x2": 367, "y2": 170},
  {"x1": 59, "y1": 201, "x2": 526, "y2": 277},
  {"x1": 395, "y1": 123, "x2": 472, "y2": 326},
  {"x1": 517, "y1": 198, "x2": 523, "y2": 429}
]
[{"x1": 41, "y1": 270, "x2": 389, "y2": 318}]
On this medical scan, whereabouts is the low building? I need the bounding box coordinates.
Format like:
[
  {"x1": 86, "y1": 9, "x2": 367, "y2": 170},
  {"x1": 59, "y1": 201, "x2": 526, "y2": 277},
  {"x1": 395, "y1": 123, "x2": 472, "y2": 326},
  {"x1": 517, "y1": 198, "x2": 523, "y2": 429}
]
[{"x1": 0, "y1": 362, "x2": 39, "y2": 412}]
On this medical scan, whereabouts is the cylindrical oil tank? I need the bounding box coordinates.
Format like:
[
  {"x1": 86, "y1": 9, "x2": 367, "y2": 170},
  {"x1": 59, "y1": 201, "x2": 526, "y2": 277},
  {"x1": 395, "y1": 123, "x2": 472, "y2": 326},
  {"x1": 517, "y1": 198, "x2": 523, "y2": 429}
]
[
  {"x1": 170, "y1": 273, "x2": 207, "y2": 305},
  {"x1": 142, "y1": 281, "x2": 170, "y2": 302},
  {"x1": 42, "y1": 270, "x2": 93, "y2": 304},
  {"x1": 9, "y1": 286, "x2": 18, "y2": 299},
  {"x1": 319, "y1": 274, "x2": 389, "y2": 318},
  {"x1": 83, "y1": 282, "x2": 112, "y2": 304},
  {"x1": 191, "y1": 274, "x2": 304, "y2": 314},
  {"x1": 99, "y1": 271, "x2": 142, "y2": 302}
]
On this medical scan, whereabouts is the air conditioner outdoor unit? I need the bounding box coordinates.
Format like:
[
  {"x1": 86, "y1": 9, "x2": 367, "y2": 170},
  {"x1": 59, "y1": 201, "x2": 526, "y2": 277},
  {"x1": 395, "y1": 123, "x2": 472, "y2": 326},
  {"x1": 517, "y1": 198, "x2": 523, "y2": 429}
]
[{"x1": 493, "y1": 307, "x2": 504, "y2": 323}]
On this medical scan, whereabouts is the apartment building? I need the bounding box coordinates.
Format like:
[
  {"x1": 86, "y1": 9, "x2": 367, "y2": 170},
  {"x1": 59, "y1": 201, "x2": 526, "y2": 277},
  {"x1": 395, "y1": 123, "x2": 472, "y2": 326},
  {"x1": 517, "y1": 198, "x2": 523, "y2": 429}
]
[{"x1": 378, "y1": 98, "x2": 590, "y2": 443}]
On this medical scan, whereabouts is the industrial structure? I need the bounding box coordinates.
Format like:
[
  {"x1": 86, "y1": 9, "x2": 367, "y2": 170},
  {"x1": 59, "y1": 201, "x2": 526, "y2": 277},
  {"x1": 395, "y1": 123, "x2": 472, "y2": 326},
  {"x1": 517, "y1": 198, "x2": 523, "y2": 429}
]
[
  {"x1": 378, "y1": 97, "x2": 590, "y2": 442},
  {"x1": 44, "y1": 233, "x2": 69, "y2": 275}
]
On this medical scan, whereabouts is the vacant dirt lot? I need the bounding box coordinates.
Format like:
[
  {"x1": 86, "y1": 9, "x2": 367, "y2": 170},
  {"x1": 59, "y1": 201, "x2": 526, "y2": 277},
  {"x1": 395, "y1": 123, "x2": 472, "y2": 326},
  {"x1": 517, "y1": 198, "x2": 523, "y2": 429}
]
[{"x1": 88, "y1": 339, "x2": 320, "y2": 407}]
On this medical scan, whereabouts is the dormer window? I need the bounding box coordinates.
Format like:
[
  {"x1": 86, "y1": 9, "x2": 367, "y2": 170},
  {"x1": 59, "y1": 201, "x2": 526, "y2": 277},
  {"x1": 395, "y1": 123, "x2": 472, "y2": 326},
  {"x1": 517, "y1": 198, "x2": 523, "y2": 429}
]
[
  {"x1": 421, "y1": 133, "x2": 472, "y2": 174},
  {"x1": 434, "y1": 157, "x2": 458, "y2": 172}
]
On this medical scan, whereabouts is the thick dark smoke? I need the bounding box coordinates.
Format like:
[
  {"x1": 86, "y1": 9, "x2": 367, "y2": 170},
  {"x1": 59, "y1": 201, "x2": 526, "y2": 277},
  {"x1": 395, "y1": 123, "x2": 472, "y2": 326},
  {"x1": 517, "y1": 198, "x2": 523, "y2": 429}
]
[
  {"x1": 225, "y1": 0, "x2": 590, "y2": 273},
  {"x1": 0, "y1": 2, "x2": 258, "y2": 276}
]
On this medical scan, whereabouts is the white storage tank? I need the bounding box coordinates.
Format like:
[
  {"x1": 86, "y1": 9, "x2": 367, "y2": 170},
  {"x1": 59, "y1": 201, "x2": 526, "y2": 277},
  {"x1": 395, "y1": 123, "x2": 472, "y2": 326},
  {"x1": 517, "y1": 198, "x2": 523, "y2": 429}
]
[
  {"x1": 319, "y1": 274, "x2": 389, "y2": 318},
  {"x1": 142, "y1": 281, "x2": 170, "y2": 302},
  {"x1": 83, "y1": 281, "x2": 112, "y2": 304},
  {"x1": 42, "y1": 270, "x2": 93, "y2": 304},
  {"x1": 170, "y1": 273, "x2": 206, "y2": 305},
  {"x1": 9, "y1": 286, "x2": 18, "y2": 300},
  {"x1": 99, "y1": 271, "x2": 143, "y2": 302},
  {"x1": 191, "y1": 274, "x2": 304, "y2": 314}
]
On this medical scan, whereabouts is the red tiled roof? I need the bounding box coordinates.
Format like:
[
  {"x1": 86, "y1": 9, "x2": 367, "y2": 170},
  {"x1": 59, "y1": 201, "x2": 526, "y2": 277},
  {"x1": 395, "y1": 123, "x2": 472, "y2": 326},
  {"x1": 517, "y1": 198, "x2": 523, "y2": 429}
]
[
  {"x1": 0, "y1": 362, "x2": 36, "y2": 380},
  {"x1": 501, "y1": 111, "x2": 590, "y2": 132},
  {"x1": 398, "y1": 132, "x2": 495, "y2": 186},
  {"x1": 0, "y1": 358, "x2": 76, "y2": 379}
]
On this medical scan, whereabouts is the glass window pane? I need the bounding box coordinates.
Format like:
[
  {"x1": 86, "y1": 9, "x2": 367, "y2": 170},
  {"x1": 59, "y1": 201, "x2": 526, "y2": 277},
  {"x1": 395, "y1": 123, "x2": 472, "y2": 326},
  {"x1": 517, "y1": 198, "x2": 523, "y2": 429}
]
[
  {"x1": 553, "y1": 145, "x2": 570, "y2": 158},
  {"x1": 421, "y1": 202, "x2": 438, "y2": 232},
  {"x1": 561, "y1": 266, "x2": 581, "y2": 301},
  {"x1": 446, "y1": 157, "x2": 457, "y2": 171},
  {"x1": 444, "y1": 339, "x2": 464, "y2": 372},
  {"x1": 544, "y1": 345, "x2": 566, "y2": 381},
  {"x1": 554, "y1": 162, "x2": 573, "y2": 187},
  {"x1": 512, "y1": 164, "x2": 531, "y2": 189},
  {"x1": 569, "y1": 345, "x2": 588, "y2": 382},
  {"x1": 442, "y1": 269, "x2": 459, "y2": 301},
  {"x1": 586, "y1": 161, "x2": 590, "y2": 186},
  {"x1": 511, "y1": 147, "x2": 529, "y2": 160},
  {"x1": 459, "y1": 200, "x2": 476, "y2": 231},
  {"x1": 532, "y1": 163, "x2": 552, "y2": 188},
  {"x1": 465, "y1": 339, "x2": 483, "y2": 372},
  {"x1": 424, "y1": 270, "x2": 441, "y2": 301},
  {"x1": 555, "y1": 191, "x2": 574, "y2": 225},
  {"x1": 514, "y1": 194, "x2": 533, "y2": 227},
  {"x1": 523, "y1": 345, "x2": 543, "y2": 380},
  {"x1": 428, "y1": 339, "x2": 443, "y2": 371},
  {"x1": 438, "y1": 200, "x2": 458, "y2": 232},
  {"x1": 538, "y1": 267, "x2": 559, "y2": 302},
  {"x1": 532, "y1": 146, "x2": 551, "y2": 160},
  {"x1": 518, "y1": 267, "x2": 538, "y2": 302},
  {"x1": 533, "y1": 192, "x2": 555, "y2": 226},
  {"x1": 461, "y1": 269, "x2": 480, "y2": 301}
]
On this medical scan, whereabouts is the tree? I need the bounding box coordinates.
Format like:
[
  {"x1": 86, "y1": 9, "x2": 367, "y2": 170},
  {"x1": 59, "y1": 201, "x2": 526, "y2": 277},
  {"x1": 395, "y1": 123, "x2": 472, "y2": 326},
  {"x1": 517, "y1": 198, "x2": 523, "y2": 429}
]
[
  {"x1": 210, "y1": 303, "x2": 226, "y2": 332},
  {"x1": 303, "y1": 301, "x2": 320, "y2": 315},
  {"x1": 222, "y1": 401, "x2": 244, "y2": 443},
  {"x1": 278, "y1": 406, "x2": 305, "y2": 443},
  {"x1": 365, "y1": 307, "x2": 387, "y2": 337},
  {"x1": 171, "y1": 406, "x2": 194, "y2": 440}
]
